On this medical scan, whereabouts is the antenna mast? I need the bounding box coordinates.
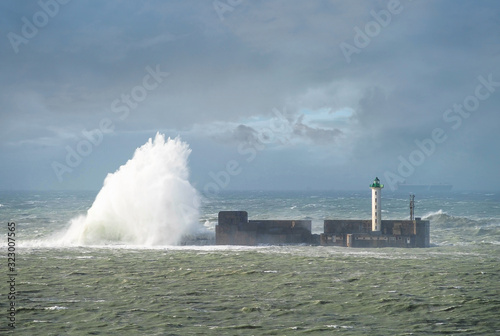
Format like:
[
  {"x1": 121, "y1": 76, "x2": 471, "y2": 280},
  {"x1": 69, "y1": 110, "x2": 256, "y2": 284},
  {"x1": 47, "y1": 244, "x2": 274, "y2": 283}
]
[{"x1": 409, "y1": 194, "x2": 415, "y2": 220}]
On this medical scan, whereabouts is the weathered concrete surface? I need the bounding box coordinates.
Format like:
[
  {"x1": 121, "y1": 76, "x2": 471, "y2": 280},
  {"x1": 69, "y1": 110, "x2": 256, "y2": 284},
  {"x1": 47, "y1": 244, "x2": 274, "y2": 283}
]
[
  {"x1": 322, "y1": 219, "x2": 430, "y2": 248},
  {"x1": 216, "y1": 211, "x2": 430, "y2": 248},
  {"x1": 216, "y1": 211, "x2": 313, "y2": 245}
]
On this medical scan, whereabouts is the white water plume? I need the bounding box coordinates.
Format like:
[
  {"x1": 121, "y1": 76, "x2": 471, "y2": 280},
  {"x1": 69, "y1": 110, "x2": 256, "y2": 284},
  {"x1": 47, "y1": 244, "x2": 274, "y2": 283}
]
[{"x1": 60, "y1": 133, "x2": 200, "y2": 246}]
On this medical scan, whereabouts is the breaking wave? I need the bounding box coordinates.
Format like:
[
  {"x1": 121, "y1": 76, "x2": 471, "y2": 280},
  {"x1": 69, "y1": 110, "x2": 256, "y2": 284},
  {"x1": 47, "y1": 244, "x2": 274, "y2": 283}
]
[
  {"x1": 56, "y1": 133, "x2": 202, "y2": 246},
  {"x1": 423, "y1": 210, "x2": 500, "y2": 245}
]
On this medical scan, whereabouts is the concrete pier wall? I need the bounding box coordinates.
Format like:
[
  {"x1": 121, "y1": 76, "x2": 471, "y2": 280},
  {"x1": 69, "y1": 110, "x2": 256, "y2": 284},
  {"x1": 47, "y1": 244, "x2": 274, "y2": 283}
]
[
  {"x1": 216, "y1": 211, "x2": 313, "y2": 245},
  {"x1": 216, "y1": 211, "x2": 430, "y2": 248},
  {"x1": 321, "y1": 219, "x2": 430, "y2": 248}
]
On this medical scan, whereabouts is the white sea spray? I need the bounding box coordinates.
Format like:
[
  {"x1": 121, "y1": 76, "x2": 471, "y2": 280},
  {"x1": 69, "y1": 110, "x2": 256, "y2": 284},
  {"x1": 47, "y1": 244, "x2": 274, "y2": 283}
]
[{"x1": 58, "y1": 133, "x2": 201, "y2": 246}]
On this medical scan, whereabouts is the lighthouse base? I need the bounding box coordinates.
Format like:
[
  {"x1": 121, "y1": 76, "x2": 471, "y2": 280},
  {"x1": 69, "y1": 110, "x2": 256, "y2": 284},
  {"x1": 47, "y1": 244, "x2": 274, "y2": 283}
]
[{"x1": 343, "y1": 233, "x2": 415, "y2": 248}]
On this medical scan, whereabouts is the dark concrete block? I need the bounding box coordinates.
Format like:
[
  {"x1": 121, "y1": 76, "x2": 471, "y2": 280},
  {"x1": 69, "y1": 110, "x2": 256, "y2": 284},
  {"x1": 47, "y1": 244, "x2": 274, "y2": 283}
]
[
  {"x1": 218, "y1": 211, "x2": 248, "y2": 226},
  {"x1": 324, "y1": 220, "x2": 371, "y2": 234}
]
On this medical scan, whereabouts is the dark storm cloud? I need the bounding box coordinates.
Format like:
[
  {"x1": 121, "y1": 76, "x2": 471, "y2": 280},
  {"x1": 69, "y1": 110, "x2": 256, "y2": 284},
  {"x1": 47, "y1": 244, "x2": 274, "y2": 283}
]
[{"x1": 1, "y1": 0, "x2": 499, "y2": 190}]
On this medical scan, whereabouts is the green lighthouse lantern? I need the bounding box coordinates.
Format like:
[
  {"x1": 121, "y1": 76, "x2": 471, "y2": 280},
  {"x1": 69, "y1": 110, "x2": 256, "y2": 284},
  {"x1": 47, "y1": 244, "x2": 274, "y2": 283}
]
[{"x1": 370, "y1": 177, "x2": 383, "y2": 188}]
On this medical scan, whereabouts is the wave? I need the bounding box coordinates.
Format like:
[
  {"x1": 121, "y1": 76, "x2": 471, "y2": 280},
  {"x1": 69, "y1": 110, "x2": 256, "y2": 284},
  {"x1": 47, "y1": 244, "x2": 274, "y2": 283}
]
[
  {"x1": 423, "y1": 210, "x2": 498, "y2": 227},
  {"x1": 53, "y1": 133, "x2": 202, "y2": 246},
  {"x1": 422, "y1": 209, "x2": 447, "y2": 220},
  {"x1": 422, "y1": 210, "x2": 500, "y2": 246}
]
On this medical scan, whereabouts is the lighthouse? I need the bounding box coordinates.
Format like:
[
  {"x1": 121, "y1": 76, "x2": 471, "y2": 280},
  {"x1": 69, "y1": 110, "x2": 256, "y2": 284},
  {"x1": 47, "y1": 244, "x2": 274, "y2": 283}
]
[{"x1": 370, "y1": 177, "x2": 383, "y2": 233}]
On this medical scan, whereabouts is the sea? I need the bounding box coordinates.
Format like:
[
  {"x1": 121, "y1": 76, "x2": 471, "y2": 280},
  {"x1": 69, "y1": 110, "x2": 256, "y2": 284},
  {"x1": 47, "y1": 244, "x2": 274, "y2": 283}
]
[
  {"x1": 1, "y1": 135, "x2": 499, "y2": 335},
  {"x1": 1, "y1": 189, "x2": 500, "y2": 335}
]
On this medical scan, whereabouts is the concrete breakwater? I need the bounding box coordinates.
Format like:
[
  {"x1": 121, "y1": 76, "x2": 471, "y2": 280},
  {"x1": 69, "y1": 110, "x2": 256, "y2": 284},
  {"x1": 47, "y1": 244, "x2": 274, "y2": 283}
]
[
  {"x1": 215, "y1": 210, "x2": 430, "y2": 248},
  {"x1": 216, "y1": 178, "x2": 430, "y2": 248}
]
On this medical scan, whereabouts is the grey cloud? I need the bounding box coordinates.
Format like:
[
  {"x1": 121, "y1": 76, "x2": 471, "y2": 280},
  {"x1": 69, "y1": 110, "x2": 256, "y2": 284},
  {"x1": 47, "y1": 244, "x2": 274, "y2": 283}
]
[
  {"x1": 1, "y1": 0, "x2": 499, "y2": 190},
  {"x1": 291, "y1": 115, "x2": 343, "y2": 145},
  {"x1": 210, "y1": 124, "x2": 261, "y2": 147}
]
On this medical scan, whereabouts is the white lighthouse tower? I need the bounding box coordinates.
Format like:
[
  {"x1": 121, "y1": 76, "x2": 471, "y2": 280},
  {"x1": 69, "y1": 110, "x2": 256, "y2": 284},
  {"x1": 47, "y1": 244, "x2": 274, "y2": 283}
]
[{"x1": 370, "y1": 177, "x2": 383, "y2": 233}]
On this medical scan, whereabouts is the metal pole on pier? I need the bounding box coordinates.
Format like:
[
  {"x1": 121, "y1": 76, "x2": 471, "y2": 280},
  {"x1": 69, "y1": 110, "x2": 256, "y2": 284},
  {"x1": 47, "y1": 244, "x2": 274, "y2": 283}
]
[{"x1": 410, "y1": 194, "x2": 415, "y2": 220}]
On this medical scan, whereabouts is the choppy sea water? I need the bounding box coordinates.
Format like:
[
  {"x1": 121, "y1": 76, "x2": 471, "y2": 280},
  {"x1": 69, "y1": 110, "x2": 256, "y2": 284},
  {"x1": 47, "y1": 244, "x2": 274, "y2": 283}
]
[{"x1": 1, "y1": 190, "x2": 500, "y2": 335}]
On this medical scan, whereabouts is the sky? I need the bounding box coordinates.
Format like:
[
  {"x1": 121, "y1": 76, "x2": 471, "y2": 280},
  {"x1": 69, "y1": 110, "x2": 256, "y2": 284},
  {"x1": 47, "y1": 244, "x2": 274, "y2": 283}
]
[{"x1": 1, "y1": 0, "x2": 499, "y2": 192}]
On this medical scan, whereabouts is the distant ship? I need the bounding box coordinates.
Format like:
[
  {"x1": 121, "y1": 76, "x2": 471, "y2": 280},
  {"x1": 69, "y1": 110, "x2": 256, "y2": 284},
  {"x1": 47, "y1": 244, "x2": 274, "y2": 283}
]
[{"x1": 396, "y1": 182, "x2": 453, "y2": 192}]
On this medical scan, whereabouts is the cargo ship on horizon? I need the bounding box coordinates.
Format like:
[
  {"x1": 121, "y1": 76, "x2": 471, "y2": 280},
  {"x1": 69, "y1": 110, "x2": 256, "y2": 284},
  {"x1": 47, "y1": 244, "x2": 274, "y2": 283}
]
[{"x1": 396, "y1": 182, "x2": 453, "y2": 192}]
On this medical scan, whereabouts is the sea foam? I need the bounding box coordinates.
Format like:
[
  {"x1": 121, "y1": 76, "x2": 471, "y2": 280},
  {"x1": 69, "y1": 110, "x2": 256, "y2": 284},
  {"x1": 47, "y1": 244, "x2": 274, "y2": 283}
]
[{"x1": 59, "y1": 133, "x2": 200, "y2": 246}]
